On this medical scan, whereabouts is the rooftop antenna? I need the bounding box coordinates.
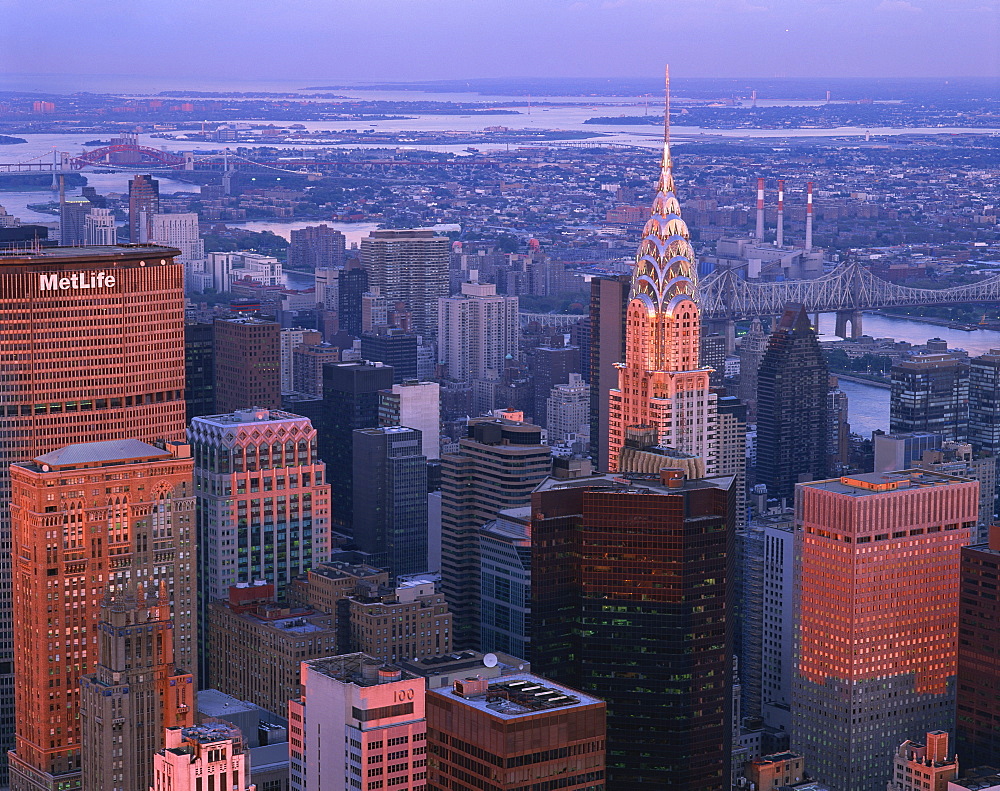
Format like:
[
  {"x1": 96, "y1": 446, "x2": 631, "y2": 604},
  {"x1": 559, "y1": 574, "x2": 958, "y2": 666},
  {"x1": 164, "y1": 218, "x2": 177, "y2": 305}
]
[{"x1": 662, "y1": 64, "x2": 672, "y2": 175}]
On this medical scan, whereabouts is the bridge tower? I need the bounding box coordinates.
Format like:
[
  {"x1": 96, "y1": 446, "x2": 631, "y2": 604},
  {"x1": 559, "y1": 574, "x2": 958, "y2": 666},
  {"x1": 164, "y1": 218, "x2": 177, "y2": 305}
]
[{"x1": 834, "y1": 310, "x2": 863, "y2": 339}]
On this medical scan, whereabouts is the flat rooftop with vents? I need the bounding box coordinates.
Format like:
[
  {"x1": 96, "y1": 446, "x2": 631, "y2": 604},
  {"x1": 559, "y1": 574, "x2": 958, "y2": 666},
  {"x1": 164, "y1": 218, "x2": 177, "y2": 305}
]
[{"x1": 444, "y1": 673, "x2": 601, "y2": 719}]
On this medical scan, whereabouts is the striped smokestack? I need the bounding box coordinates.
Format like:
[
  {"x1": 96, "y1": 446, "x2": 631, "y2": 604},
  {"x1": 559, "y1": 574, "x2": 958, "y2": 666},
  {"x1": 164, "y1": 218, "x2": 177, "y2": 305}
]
[
  {"x1": 756, "y1": 177, "x2": 765, "y2": 240},
  {"x1": 805, "y1": 181, "x2": 814, "y2": 251},
  {"x1": 777, "y1": 179, "x2": 785, "y2": 247}
]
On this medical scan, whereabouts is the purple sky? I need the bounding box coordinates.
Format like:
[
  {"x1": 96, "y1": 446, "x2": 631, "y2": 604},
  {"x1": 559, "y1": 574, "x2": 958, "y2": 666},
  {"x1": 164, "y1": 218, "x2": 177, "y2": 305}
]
[{"x1": 2, "y1": 0, "x2": 998, "y2": 85}]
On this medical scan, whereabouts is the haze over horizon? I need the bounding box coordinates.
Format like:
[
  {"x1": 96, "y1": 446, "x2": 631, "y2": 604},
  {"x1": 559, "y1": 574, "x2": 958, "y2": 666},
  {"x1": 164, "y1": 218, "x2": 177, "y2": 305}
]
[{"x1": 2, "y1": 0, "x2": 997, "y2": 89}]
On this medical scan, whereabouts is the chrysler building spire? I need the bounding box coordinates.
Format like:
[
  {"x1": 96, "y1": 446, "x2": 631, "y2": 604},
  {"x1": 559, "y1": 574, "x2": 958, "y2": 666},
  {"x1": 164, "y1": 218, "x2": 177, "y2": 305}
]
[
  {"x1": 608, "y1": 66, "x2": 716, "y2": 473},
  {"x1": 629, "y1": 65, "x2": 699, "y2": 321}
]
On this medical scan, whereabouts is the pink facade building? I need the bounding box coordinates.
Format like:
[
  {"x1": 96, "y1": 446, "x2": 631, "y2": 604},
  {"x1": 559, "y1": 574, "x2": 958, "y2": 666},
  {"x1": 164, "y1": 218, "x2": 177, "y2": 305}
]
[
  {"x1": 289, "y1": 653, "x2": 427, "y2": 791},
  {"x1": 151, "y1": 724, "x2": 255, "y2": 791}
]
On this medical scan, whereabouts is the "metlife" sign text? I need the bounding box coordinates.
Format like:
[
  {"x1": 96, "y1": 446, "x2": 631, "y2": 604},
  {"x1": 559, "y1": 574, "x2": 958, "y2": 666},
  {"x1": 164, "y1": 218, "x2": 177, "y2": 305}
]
[{"x1": 39, "y1": 271, "x2": 117, "y2": 292}]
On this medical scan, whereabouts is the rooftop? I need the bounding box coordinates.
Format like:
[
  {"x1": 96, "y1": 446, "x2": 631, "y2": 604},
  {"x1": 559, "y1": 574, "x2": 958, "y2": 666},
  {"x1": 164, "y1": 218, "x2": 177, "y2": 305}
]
[
  {"x1": 193, "y1": 408, "x2": 311, "y2": 427},
  {"x1": 441, "y1": 673, "x2": 601, "y2": 719},
  {"x1": 0, "y1": 243, "x2": 180, "y2": 264},
  {"x1": 534, "y1": 471, "x2": 735, "y2": 497},
  {"x1": 397, "y1": 650, "x2": 527, "y2": 681},
  {"x1": 197, "y1": 689, "x2": 264, "y2": 720},
  {"x1": 180, "y1": 722, "x2": 242, "y2": 746},
  {"x1": 304, "y1": 653, "x2": 415, "y2": 687},
  {"x1": 482, "y1": 509, "x2": 531, "y2": 541},
  {"x1": 31, "y1": 439, "x2": 171, "y2": 469},
  {"x1": 949, "y1": 771, "x2": 1000, "y2": 791},
  {"x1": 310, "y1": 561, "x2": 386, "y2": 581},
  {"x1": 247, "y1": 742, "x2": 289, "y2": 772},
  {"x1": 800, "y1": 469, "x2": 971, "y2": 497}
]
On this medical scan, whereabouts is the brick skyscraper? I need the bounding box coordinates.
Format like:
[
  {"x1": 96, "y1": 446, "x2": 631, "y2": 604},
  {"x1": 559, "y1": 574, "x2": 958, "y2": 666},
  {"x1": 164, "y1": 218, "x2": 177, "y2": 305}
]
[
  {"x1": 80, "y1": 586, "x2": 195, "y2": 791},
  {"x1": 213, "y1": 316, "x2": 281, "y2": 412},
  {"x1": 0, "y1": 245, "x2": 186, "y2": 785},
  {"x1": 792, "y1": 470, "x2": 977, "y2": 791},
  {"x1": 9, "y1": 439, "x2": 197, "y2": 791},
  {"x1": 128, "y1": 174, "x2": 160, "y2": 242},
  {"x1": 607, "y1": 68, "x2": 716, "y2": 473}
]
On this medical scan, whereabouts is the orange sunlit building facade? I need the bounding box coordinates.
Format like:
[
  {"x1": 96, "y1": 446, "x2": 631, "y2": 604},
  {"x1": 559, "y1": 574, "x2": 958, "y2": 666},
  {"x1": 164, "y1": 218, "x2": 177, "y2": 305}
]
[
  {"x1": 8, "y1": 439, "x2": 196, "y2": 791},
  {"x1": 791, "y1": 470, "x2": 977, "y2": 791},
  {"x1": 0, "y1": 245, "x2": 187, "y2": 786}
]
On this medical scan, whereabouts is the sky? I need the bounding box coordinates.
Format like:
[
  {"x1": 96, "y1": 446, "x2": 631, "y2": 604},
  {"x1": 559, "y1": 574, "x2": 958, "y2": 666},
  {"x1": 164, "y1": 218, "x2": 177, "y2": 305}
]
[{"x1": 1, "y1": 0, "x2": 998, "y2": 89}]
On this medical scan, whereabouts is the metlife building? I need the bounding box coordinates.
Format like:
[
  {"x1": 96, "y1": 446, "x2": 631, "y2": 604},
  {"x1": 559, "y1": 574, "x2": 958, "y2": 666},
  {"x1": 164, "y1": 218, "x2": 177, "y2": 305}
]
[{"x1": 0, "y1": 245, "x2": 187, "y2": 785}]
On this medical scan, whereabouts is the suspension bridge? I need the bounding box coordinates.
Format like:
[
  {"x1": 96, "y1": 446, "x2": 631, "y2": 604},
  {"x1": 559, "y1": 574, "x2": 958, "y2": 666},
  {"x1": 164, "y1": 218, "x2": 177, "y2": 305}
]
[
  {"x1": 0, "y1": 135, "x2": 325, "y2": 177},
  {"x1": 694, "y1": 261, "x2": 1000, "y2": 348},
  {"x1": 523, "y1": 262, "x2": 1000, "y2": 344}
]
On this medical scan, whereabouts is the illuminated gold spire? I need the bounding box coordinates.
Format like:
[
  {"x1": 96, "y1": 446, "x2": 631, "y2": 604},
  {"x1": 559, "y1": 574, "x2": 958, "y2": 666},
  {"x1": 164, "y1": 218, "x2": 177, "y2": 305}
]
[{"x1": 629, "y1": 64, "x2": 699, "y2": 316}]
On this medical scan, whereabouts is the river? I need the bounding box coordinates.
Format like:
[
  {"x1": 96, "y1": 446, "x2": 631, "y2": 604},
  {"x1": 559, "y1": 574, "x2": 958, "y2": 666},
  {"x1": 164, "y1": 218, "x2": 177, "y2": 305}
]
[{"x1": 815, "y1": 312, "x2": 1000, "y2": 437}]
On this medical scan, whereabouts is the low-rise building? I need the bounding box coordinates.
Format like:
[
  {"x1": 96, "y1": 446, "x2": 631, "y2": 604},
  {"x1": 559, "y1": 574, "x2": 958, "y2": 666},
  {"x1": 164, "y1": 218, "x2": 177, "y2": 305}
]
[
  {"x1": 208, "y1": 582, "x2": 338, "y2": 717},
  {"x1": 747, "y1": 751, "x2": 806, "y2": 790},
  {"x1": 152, "y1": 724, "x2": 255, "y2": 791},
  {"x1": 349, "y1": 580, "x2": 452, "y2": 664},
  {"x1": 289, "y1": 560, "x2": 389, "y2": 614},
  {"x1": 289, "y1": 654, "x2": 428, "y2": 791},
  {"x1": 426, "y1": 673, "x2": 606, "y2": 791},
  {"x1": 888, "y1": 731, "x2": 959, "y2": 791}
]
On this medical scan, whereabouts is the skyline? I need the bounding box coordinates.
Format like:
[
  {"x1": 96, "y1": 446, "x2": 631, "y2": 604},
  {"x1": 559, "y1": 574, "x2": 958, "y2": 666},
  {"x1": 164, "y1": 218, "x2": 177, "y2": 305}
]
[{"x1": 1, "y1": 0, "x2": 998, "y2": 88}]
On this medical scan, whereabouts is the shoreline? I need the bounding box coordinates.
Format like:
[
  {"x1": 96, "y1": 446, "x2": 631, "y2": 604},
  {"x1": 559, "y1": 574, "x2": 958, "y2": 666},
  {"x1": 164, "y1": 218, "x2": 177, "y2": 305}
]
[
  {"x1": 832, "y1": 371, "x2": 892, "y2": 390},
  {"x1": 872, "y1": 310, "x2": 981, "y2": 331}
]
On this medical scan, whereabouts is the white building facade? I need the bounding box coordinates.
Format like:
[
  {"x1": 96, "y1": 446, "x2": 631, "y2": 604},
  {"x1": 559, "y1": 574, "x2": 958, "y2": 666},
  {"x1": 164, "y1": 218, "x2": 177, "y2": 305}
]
[{"x1": 437, "y1": 279, "x2": 518, "y2": 382}]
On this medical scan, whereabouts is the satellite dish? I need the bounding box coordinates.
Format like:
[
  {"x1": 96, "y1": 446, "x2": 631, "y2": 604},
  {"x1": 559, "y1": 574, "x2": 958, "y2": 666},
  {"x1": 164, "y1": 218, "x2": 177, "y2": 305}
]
[{"x1": 483, "y1": 653, "x2": 498, "y2": 668}]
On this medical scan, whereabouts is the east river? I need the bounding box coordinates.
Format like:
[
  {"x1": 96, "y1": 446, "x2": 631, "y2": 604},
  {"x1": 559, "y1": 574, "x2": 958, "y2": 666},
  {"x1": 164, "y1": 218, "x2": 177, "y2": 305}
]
[{"x1": 816, "y1": 313, "x2": 1000, "y2": 437}]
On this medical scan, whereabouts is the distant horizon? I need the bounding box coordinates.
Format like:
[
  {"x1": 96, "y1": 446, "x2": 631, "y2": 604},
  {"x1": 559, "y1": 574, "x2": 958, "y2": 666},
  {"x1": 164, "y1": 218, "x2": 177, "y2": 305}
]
[
  {"x1": 3, "y1": 0, "x2": 997, "y2": 87},
  {"x1": 1, "y1": 73, "x2": 997, "y2": 101}
]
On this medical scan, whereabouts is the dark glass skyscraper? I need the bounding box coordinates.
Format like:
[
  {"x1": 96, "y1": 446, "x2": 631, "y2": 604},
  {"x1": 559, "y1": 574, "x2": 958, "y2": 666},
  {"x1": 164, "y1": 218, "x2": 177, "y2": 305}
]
[
  {"x1": 337, "y1": 266, "x2": 368, "y2": 337},
  {"x1": 890, "y1": 352, "x2": 969, "y2": 441},
  {"x1": 531, "y1": 471, "x2": 736, "y2": 791},
  {"x1": 969, "y1": 348, "x2": 1000, "y2": 454},
  {"x1": 360, "y1": 326, "x2": 418, "y2": 383},
  {"x1": 957, "y1": 525, "x2": 1000, "y2": 768},
  {"x1": 756, "y1": 303, "x2": 828, "y2": 500},
  {"x1": 588, "y1": 274, "x2": 630, "y2": 472},
  {"x1": 185, "y1": 320, "x2": 215, "y2": 421},
  {"x1": 319, "y1": 361, "x2": 395, "y2": 529},
  {"x1": 352, "y1": 426, "x2": 428, "y2": 576}
]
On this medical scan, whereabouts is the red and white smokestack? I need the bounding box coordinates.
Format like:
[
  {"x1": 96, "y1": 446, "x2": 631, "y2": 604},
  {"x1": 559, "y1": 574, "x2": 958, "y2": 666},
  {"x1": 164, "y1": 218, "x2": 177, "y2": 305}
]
[
  {"x1": 756, "y1": 178, "x2": 765, "y2": 240},
  {"x1": 805, "y1": 181, "x2": 814, "y2": 251},
  {"x1": 776, "y1": 180, "x2": 785, "y2": 247}
]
